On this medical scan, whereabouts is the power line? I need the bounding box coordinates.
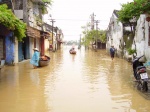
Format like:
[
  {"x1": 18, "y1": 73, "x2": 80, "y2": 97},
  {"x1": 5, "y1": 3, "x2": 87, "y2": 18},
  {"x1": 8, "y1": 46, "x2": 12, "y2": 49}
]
[
  {"x1": 46, "y1": 18, "x2": 109, "y2": 22},
  {"x1": 55, "y1": 19, "x2": 89, "y2": 21},
  {"x1": 50, "y1": 19, "x2": 55, "y2": 45}
]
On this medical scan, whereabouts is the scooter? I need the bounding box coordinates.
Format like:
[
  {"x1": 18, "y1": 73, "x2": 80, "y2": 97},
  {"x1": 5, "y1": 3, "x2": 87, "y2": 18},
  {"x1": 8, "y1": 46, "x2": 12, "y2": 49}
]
[{"x1": 132, "y1": 55, "x2": 149, "y2": 92}]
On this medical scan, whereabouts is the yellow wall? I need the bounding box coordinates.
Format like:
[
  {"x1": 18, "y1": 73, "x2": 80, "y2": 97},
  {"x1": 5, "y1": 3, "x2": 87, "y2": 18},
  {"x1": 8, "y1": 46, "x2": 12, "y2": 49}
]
[{"x1": 44, "y1": 39, "x2": 49, "y2": 52}]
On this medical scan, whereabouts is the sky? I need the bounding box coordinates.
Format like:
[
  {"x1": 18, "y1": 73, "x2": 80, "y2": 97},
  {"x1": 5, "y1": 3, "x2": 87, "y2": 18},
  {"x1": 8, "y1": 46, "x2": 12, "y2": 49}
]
[{"x1": 44, "y1": 0, "x2": 133, "y2": 41}]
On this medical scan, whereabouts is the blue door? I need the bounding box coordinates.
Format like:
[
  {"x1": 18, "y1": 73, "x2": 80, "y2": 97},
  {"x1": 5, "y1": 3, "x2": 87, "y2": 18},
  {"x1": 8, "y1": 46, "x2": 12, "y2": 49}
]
[
  {"x1": 18, "y1": 42, "x2": 23, "y2": 62},
  {"x1": 5, "y1": 32, "x2": 14, "y2": 65}
]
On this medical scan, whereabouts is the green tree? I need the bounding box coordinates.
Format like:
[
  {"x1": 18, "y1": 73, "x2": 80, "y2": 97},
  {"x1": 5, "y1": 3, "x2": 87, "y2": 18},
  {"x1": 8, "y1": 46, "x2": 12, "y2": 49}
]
[
  {"x1": 81, "y1": 23, "x2": 91, "y2": 47},
  {"x1": 81, "y1": 23, "x2": 106, "y2": 47},
  {"x1": 117, "y1": 0, "x2": 150, "y2": 53},
  {"x1": 40, "y1": 0, "x2": 53, "y2": 14},
  {"x1": 118, "y1": 0, "x2": 150, "y2": 23},
  {"x1": 0, "y1": 4, "x2": 26, "y2": 41},
  {"x1": 99, "y1": 30, "x2": 106, "y2": 43}
]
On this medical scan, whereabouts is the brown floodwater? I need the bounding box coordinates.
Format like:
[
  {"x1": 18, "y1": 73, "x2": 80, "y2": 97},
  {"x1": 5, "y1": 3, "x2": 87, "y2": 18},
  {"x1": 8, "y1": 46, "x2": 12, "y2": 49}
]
[{"x1": 0, "y1": 46, "x2": 150, "y2": 112}]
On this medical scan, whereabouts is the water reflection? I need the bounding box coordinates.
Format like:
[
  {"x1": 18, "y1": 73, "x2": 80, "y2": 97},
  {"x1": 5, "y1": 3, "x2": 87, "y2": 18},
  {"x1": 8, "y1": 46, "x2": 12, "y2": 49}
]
[{"x1": 30, "y1": 70, "x2": 40, "y2": 85}]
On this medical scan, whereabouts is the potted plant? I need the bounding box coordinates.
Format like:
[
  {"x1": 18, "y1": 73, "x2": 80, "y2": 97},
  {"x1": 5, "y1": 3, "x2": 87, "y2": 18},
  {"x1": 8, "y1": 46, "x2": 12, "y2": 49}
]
[{"x1": 128, "y1": 48, "x2": 136, "y2": 55}]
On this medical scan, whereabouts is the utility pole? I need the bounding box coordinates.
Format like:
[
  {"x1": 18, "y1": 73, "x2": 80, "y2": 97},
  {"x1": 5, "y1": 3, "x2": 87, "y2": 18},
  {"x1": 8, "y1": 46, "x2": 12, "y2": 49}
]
[
  {"x1": 78, "y1": 34, "x2": 81, "y2": 49},
  {"x1": 90, "y1": 13, "x2": 95, "y2": 30},
  {"x1": 50, "y1": 18, "x2": 55, "y2": 51},
  {"x1": 95, "y1": 20, "x2": 99, "y2": 51},
  {"x1": 90, "y1": 13, "x2": 95, "y2": 50}
]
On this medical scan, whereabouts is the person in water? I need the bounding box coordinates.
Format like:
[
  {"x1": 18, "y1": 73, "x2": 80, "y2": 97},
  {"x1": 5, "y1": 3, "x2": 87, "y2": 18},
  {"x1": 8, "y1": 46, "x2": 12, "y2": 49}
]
[
  {"x1": 30, "y1": 48, "x2": 40, "y2": 69},
  {"x1": 70, "y1": 47, "x2": 75, "y2": 52},
  {"x1": 110, "y1": 45, "x2": 115, "y2": 60}
]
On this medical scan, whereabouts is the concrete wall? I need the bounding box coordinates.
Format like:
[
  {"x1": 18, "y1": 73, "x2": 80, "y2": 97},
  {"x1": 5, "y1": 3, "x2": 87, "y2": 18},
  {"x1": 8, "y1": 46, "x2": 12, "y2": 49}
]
[
  {"x1": 29, "y1": 37, "x2": 34, "y2": 58},
  {"x1": 44, "y1": 39, "x2": 49, "y2": 52},
  {"x1": 106, "y1": 13, "x2": 124, "y2": 58},
  {"x1": 14, "y1": 37, "x2": 18, "y2": 64},
  {"x1": 133, "y1": 14, "x2": 150, "y2": 61}
]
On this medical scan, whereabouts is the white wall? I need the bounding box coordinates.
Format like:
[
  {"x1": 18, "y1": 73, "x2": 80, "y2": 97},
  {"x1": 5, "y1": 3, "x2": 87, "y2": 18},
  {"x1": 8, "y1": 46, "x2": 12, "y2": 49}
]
[
  {"x1": 112, "y1": 22, "x2": 123, "y2": 50},
  {"x1": 133, "y1": 15, "x2": 145, "y2": 57},
  {"x1": 36, "y1": 38, "x2": 40, "y2": 51},
  {"x1": 144, "y1": 15, "x2": 150, "y2": 61},
  {"x1": 29, "y1": 38, "x2": 34, "y2": 58},
  {"x1": 108, "y1": 13, "x2": 124, "y2": 55},
  {"x1": 133, "y1": 14, "x2": 150, "y2": 60},
  {"x1": 14, "y1": 38, "x2": 18, "y2": 64},
  {"x1": 44, "y1": 39, "x2": 49, "y2": 52}
]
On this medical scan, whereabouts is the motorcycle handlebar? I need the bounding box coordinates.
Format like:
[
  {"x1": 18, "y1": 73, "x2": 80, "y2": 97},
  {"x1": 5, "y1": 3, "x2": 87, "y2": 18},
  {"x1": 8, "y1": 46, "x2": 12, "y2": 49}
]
[
  {"x1": 133, "y1": 55, "x2": 144, "y2": 62},
  {"x1": 137, "y1": 55, "x2": 144, "y2": 60}
]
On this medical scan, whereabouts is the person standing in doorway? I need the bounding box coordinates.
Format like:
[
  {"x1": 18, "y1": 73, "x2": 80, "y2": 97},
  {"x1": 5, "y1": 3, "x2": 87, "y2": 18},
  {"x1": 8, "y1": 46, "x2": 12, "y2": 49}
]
[
  {"x1": 30, "y1": 48, "x2": 40, "y2": 69},
  {"x1": 110, "y1": 45, "x2": 115, "y2": 60}
]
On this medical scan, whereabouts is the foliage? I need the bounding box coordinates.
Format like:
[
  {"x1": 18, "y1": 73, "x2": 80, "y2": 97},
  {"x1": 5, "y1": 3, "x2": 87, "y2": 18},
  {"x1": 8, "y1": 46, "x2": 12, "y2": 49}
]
[
  {"x1": 81, "y1": 23, "x2": 91, "y2": 46},
  {"x1": 118, "y1": 0, "x2": 150, "y2": 23},
  {"x1": 40, "y1": 0, "x2": 53, "y2": 14},
  {"x1": 81, "y1": 37, "x2": 91, "y2": 47},
  {"x1": 123, "y1": 33, "x2": 134, "y2": 49},
  {"x1": 0, "y1": 4, "x2": 26, "y2": 41},
  {"x1": 82, "y1": 30, "x2": 106, "y2": 46},
  {"x1": 128, "y1": 47, "x2": 136, "y2": 55},
  {"x1": 81, "y1": 23, "x2": 106, "y2": 46},
  {"x1": 99, "y1": 30, "x2": 106, "y2": 43}
]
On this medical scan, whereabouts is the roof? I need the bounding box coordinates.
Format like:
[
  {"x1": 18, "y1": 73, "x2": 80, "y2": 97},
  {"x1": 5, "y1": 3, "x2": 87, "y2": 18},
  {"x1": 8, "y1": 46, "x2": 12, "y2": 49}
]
[{"x1": 113, "y1": 10, "x2": 119, "y2": 18}]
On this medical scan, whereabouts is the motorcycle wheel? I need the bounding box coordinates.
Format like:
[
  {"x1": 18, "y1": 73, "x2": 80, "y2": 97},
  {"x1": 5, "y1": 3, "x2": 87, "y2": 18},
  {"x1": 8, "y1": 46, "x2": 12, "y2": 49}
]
[
  {"x1": 142, "y1": 81, "x2": 148, "y2": 92},
  {"x1": 137, "y1": 81, "x2": 142, "y2": 90}
]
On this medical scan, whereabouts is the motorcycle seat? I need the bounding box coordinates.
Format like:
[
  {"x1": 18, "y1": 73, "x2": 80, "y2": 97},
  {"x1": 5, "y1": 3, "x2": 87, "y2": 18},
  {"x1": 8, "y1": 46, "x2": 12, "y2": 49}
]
[{"x1": 136, "y1": 66, "x2": 146, "y2": 71}]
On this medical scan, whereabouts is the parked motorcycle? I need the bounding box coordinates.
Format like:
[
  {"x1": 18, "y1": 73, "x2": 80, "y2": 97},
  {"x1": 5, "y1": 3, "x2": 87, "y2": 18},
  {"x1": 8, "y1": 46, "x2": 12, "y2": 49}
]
[{"x1": 132, "y1": 55, "x2": 149, "y2": 92}]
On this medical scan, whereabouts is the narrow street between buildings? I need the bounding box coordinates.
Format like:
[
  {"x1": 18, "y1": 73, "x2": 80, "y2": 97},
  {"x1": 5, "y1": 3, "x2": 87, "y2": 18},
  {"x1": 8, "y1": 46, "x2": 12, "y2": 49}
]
[{"x1": 0, "y1": 46, "x2": 150, "y2": 112}]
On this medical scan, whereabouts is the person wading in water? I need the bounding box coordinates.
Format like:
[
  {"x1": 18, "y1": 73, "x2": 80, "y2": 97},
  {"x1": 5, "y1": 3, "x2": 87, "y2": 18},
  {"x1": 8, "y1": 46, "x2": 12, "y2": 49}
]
[
  {"x1": 110, "y1": 45, "x2": 115, "y2": 60},
  {"x1": 30, "y1": 48, "x2": 40, "y2": 69}
]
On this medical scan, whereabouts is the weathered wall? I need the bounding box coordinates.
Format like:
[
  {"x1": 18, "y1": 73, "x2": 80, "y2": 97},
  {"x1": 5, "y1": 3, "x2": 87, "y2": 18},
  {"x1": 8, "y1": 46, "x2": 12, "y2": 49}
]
[
  {"x1": 44, "y1": 39, "x2": 49, "y2": 52},
  {"x1": 5, "y1": 32, "x2": 15, "y2": 65},
  {"x1": 133, "y1": 14, "x2": 150, "y2": 61},
  {"x1": 14, "y1": 37, "x2": 18, "y2": 64},
  {"x1": 29, "y1": 37, "x2": 34, "y2": 58},
  {"x1": 106, "y1": 13, "x2": 124, "y2": 58}
]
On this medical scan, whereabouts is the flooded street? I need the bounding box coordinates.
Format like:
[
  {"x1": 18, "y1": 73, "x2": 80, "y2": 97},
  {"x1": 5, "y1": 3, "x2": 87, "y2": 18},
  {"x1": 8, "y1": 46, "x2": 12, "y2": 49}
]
[{"x1": 0, "y1": 46, "x2": 150, "y2": 112}]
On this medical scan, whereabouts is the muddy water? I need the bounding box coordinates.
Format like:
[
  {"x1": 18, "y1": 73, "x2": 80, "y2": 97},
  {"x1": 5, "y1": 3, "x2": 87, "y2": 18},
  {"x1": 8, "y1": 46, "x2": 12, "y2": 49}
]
[{"x1": 0, "y1": 46, "x2": 150, "y2": 112}]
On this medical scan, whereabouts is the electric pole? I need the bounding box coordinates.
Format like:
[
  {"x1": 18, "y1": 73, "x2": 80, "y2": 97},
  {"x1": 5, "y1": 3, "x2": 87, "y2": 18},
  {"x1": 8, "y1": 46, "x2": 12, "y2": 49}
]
[
  {"x1": 78, "y1": 34, "x2": 81, "y2": 49},
  {"x1": 90, "y1": 13, "x2": 95, "y2": 30},
  {"x1": 50, "y1": 18, "x2": 55, "y2": 51},
  {"x1": 95, "y1": 20, "x2": 99, "y2": 51}
]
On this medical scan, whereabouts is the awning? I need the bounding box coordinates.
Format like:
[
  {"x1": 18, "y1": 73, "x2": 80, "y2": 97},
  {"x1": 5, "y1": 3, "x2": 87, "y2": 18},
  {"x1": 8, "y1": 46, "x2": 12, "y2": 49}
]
[
  {"x1": 26, "y1": 26, "x2": 41, "y2": 38},
  {"x1": 57, "y1": 38, "x2": 63, "y2": 44},
  {"x1": 40, "y1": 31, "x2": 52, "y2": 40}
]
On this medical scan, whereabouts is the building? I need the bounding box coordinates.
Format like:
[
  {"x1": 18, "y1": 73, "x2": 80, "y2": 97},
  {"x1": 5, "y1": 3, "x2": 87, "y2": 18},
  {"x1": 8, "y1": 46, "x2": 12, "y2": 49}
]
[{"x1": 106, "y1": 10, "x2": 131, "y2": 58}]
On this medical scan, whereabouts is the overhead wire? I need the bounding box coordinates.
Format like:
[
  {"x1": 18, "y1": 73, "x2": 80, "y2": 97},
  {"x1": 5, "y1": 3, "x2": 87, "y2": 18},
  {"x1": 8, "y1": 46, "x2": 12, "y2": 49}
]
[{"x1": 45, "y1": 18, "x2": 109, "y2": 22}]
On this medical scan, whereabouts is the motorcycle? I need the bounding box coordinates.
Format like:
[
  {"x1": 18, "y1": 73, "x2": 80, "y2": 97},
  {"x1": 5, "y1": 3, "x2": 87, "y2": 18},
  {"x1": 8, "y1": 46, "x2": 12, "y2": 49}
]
[{"x1": 132, "y1": 55, "x2": 149, "y2": 92}]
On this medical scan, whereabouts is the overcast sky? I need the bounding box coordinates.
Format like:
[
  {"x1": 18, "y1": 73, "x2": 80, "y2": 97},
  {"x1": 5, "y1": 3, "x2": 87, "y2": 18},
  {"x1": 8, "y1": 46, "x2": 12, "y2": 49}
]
[{"x1": 44, "y1": 0, "x2": 133, "y2": 41}]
